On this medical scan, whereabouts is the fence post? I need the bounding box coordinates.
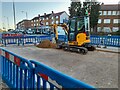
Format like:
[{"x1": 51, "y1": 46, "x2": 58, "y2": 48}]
[
  {"x1": 18, "y1": 38, "x2": 20, "y2": 46},
  {"x1": 4, "y1": 39, "x2": 7, "y2": 47},
  {"x1": 22, "y1": 38, "x2": 24, "y2": 46}
]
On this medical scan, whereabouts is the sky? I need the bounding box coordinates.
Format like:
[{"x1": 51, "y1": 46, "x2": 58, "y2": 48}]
[{"x1": 0, "y1": 0, "x2": 119, "y2": 30}]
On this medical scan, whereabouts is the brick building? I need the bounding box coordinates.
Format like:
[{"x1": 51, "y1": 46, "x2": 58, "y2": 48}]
[
  {"x1": 17, "y1": 19, "x2": 31, "y2": 30},
  {"x1": 97, "y1": 4, "x2": 120, "y2": 32},
  {"x1": 31, "y1": 11, "x2": 69, "y2": 28},
  {"x1": 17, "y1": 11, "x2": 69, "y2": 30}
]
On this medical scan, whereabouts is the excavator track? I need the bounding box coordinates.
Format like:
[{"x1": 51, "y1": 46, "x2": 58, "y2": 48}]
[
  {"x1": 63, "y1": 45, "x2": 88, "y2": 55},
  {"x1": 87, "y1": 45, "x2": 96, "y2": 51}
]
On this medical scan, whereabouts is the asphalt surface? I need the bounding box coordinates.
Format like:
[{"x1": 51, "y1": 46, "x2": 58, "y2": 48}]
[{"x1": 1, "y1": 45, "x2": 119, "y2": 88}]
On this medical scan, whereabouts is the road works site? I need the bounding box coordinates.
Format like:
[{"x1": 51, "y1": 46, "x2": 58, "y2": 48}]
[{"x1": 2, "y1": 45, "x2": 119, "y2": 88}]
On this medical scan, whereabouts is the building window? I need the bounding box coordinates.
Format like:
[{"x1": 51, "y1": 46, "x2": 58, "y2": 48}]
[
  {"x1": 97, "y1": 27, "x2": 101, "y2": 32},
  {"x1": 56, "y1": 21, "x2": 59, "y2": 24},
  {"x1": 52, "y1": 16, "x2": 54, "y2": 19},
  {"x1": 103, "y1": 27, "x2": 111, "y2": 32},
  {"x1": 104, "y1": 19, "x2": 110, "y2": 23},
  {"x1": 36, "y1": 20, "x2": 38, "y2": 22},
  {"x1": 112, "y1": 11, "x2": 116, "y2": 15},
  {"x1": 113, "y1": 19, "x2": 119, "y2": 23},
  {"x1": 37, "y1": 23, "x2": 38, "y2": 26},
  {"x1": 31, "y1": 20, "x2": 33, "y2": 22},
  {"x1": 99, "y1": 11, "x2": 102, "y2": 15},
  {"x1": 52, "y1": 21, "x2": 54, "y2": 24},
  {"x1": 34, "y1": 24, "x2": 36, "y2": 26},
  {"x1": 103, "y1": 11, "x2": 107, "y2": 15},
  {"x1": 112, "y1": 27, "x2": 119, "y2": 32},
  {"x1": 31, "y1": 24, "x2": 33, "y2": 26},
  {"x1": 107, "y1": 11, "x2": 111, "y2": 15},
  {"x1": 34, "y1": 20, "x2": 36, "y2": 22},
  {"x1": 46, "y1": 17, "x2": 48, "y2": 20},
  {"x1": 46, "y1": 22, "x2": 48, "y2": 25},
  {"x1": 56, "y1": 16, "x2": 58, "y2": 18},
  {"x1": 117, "y1": 11, "x2": 120, "y2": 15},
  {"x1": 98, "y1": 19, "x2": 102, "y2": 24}
]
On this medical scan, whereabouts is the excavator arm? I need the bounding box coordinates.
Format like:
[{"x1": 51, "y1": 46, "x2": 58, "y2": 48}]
[{"x1": 49, "y1": 23, "x2": 68, "y2": 44}]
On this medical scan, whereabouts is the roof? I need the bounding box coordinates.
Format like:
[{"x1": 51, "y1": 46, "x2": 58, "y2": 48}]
[
  {"x1": 17, "y1": 19, "x2": 30, "y2": 25},
  {"x1": 41, "y1": 13, "x2": 51, "y2": 17},
  {"x1": 52, "y1": 11, "x2": 65, "y2": 16},
  {"x1": 32, "y1": 11, "x2": 66, "y2": 20},
  {"x1": 100, "y1": 4, "x2": 119, "y2": 11},
  {"x1": 32, "y1": 17, "x2": 39, "y2": 20}
]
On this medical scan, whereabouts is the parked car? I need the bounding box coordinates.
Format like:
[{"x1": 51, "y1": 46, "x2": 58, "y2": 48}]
[{"x1": 26, "y1": 30, "x2": 34, "y2": 34}]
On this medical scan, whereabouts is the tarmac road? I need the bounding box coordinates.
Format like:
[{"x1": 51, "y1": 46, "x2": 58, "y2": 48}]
[{"x1": 2, "y1": 45, "x2": 119, "y2": 88}]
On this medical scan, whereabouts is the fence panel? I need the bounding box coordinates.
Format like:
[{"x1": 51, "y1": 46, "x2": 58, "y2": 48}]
[
  {"x1": 2, "y1": 35, "x2": 120, "y2": 47},
  {"x1": 30, "y1": 60, "x2": 96, "y2": 89},
  {"x1": 90, "y1": 35, "x2": 120, "y2": 47},
  {"x1": 0, "y1": 48, "x2": 96, "y2": 89},
  {"x1": 0, "y1": 48, "x2": 33, "y2": 89}
]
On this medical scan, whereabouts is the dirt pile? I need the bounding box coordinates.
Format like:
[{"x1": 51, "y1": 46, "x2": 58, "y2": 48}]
[{"x1": 36, "y1": 40, "x2": 57, "y2": 48}]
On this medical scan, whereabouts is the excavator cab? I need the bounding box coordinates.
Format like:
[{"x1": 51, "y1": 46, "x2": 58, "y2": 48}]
[{"x1": 68, "y1": 16, "x2": 91, "y2": 46}]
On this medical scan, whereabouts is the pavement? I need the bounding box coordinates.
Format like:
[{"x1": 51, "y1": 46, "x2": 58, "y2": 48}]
[
  {"x1": 95, "y1": 45, "x2": 119, "y2": 53},
  {"x1": 0, "y1": 77, "x2": 8, "y2": 89}
]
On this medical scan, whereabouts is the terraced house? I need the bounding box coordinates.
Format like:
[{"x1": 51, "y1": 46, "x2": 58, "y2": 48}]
[
  {"x1": 17, "y1": 11, "x2": 69, "y2": 30},
  {"x1": 97, "y1": 4, "x2": 120, "y2": 32},
  {"x1": 17, "y1": 19, "x2": 31, "y2": 30}
]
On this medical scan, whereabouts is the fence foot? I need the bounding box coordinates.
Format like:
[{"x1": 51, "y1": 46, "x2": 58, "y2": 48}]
[{"x1": 103, "y1": 46, "x2": 107, "y2": 48}]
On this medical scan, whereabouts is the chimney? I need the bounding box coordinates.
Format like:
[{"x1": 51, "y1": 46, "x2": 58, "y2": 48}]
[
  {"x1": 38, "y1": 14, "x2": 41, "y2": 21},
  {"x1": 52, "y1": 11, "x2": 54, "y2": 14},
  {"x1": 44, "y1": 13, "x2": 46, "y2": 16},
  {"x1": 38, "y1": 14, "x2": 40, "y2": 18},
  {"x1": 101, "y1": 3, "x2": 104, "y2": 5}
]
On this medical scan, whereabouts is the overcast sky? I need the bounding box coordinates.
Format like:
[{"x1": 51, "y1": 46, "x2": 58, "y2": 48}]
[{"x1": 0, "y1": 0, "x2": 119, "y2": 29}]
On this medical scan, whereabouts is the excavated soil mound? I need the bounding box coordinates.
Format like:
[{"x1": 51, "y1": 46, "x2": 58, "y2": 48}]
[{"x1": 36, "y1": 40, "x2": 57, "y2": 48}]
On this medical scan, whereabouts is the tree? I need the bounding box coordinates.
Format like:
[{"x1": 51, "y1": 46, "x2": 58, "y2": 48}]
[
  {"x1": 68, "y1": 0, "x2": 83, "y2": 18},
  {"x1": 82, "y1": 1, "x2": 100, "y2": 33},
  {"x1": 69, "y1": 0, "x2": 101, "y2": 33}
]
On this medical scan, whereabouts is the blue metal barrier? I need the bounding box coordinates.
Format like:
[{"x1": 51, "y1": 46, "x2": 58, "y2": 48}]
[
  {"x1": 2, "y1": 36, "x2": 20, "y2": 46},
  {"x1": 30, "y1": 60, "x2": 96, "y2": 89},
  {"x1": 0, "y1": 48, "x2": 96, "y2": 89},
  {"x1": 2, "y1": 35, "x2": 52, "y2": 46},
  {"x1": 2, "y1": 35, "x2": 120, "y2": 47},
  {"x1": 90, "y1": 35, "x2": 120, "y2": 47},
  {"x1": 0, "y1": 48, "x2": 33, "y2": 89}
]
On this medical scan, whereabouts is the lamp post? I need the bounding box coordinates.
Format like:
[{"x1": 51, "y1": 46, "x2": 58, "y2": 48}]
[
  {"x1": 4, "y1": 16, "x2": 9, "y2": 29},
  {"x1": 21, "y1": 11, "x2": 28, "y2": 19},
  {"x1": 13, "y1": 1, "x2": 16, "y2": 29}
]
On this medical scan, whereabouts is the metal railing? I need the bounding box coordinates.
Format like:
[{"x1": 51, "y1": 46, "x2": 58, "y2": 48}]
[
  {"x1": 90, "y1": 35, "x2": 120, "y2": 47},
  {"x1": 0, "y1": 48, "x2": 96, "y2": 89},
  {"x1": 0, "y1": 48, "x2": 33, "y2": 88},
  {"x1": 1, "y1": 35, "x2": 52, "y2": 46},
  {"x1": 1, "y1": 35, "x2": 120, "y2": 47}
]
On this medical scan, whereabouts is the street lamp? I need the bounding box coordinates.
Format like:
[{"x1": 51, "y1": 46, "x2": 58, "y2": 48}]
[
  {"x1": 4, "y1": 16, "x2": 9, "y2": 30},
  {"x1": 21, "y1": 11, "x2": 28, "y2": 19},
  {"x1": 4, "y1": 16, "x2": 9, "y2": 28}
]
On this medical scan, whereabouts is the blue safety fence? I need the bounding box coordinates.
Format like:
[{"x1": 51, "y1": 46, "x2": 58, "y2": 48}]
[
  {"x1": 90, "y1": 35, "x2": 120, "y2": 47},
  {"x1": 1, "y1": 35, "x2": 120, "y2": 47},
  {"x1": 1, "y1": 35, "x2": 52, "y2": 46},
  {"x1": 0, "y1": 48, "x2": 96, "y2": 89},
  {"x1": 0, "y1": 48, "x2": 33, "y2": 89},
  {"x1": 1, "y1": 35, "x2": 66, "y2": 46},
  {"x1": 30, "y1": 60, "x2": 96, "y2": 89}
]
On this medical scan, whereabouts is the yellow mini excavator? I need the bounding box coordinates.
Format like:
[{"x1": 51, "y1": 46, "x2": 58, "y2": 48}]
[{"x1": 50, "y1": 16, "x2": 96, "y2": 54}]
